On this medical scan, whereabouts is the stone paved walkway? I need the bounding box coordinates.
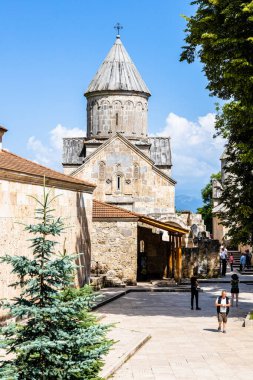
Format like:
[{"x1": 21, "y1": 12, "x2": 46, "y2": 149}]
[{"x1": 98, "y1": 281, "x2": 253, "y2": 379}]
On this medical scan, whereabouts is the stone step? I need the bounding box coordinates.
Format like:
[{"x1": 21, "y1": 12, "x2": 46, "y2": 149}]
[
  {"x1": 99, "y1": 327, "x2": 151, "y2": 379},
  {"x1": 240, "y1": 271, "x2": 253, "y2": 275}
]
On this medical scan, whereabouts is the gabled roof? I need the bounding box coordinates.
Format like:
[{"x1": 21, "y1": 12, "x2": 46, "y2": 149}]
[
  {"x1": 71, "y1": 133, "x2": 176, "y2": 185},
  {"x1": 85, "y1": 36, "x2": 151, "y2": 96},
  {"x1": 0, "y1": 150, "x2": 96, "y2": 192},
  {"x1": 93, "y1": 200, "x2": 189, "y2": 235}
]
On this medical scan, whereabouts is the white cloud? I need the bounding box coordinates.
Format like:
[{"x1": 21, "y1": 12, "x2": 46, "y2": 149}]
[
  {"x1": 156, "y1": 112, "x2": 225, "y2": 195},
  {"x1": 26, "y1": 115, "x2": 224, "y2": 203},
  {"x1": 27, "y1": 124, "x2": 85, "y2": 170}
]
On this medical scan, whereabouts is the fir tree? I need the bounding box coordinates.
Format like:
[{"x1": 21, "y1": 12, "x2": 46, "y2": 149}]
[{"x1": 0, "y1": 188, "x2": 111, "y2": 380}]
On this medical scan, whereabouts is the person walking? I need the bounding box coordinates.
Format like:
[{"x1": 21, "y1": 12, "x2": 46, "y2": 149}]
[
  {"x1": 220, "y1": 247, "x2": 227, "y2": 276},
  {"x1": 190, "y1": 276, "x2": 201, "y2": 310},
  {"x1": 216, "y1": 290, "x2": 230, "y2": 333},
  {"x1": 231, "y1": 273, "x2": 239, "y2": 307},
  {"x1": 229, "y1": 253, "x2": 234, "y2": 272},
  {"x1": 240, "y1": 253, "x2": 246, "y2": 271}
]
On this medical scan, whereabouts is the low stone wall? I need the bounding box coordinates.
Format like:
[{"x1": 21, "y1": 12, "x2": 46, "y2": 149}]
[
  {"x1": 91, "y1": 220, "x2": 138, "y2": 285},
  {"x1": 182, "y1": 240, "x2": 220, "y2": 278}
]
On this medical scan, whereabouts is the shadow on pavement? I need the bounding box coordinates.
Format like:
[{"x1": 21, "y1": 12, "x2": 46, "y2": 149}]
[
  {"x1": 203, "y1": 328, "x2": 219, "y2": 333},
  {"x1": 97, "y1": 290, "x2": 253, "y2": 319},
  {"x1": 98, "y1": 287, "x2": 253, "y2": 318}
]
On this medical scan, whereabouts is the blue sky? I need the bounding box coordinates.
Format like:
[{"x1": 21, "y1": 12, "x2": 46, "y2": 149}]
[{"x1": 0, "y1": 0, "x2": 224, "y2": 211}]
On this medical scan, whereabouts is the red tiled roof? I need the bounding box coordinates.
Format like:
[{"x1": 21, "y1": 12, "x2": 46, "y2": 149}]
[
  {"x1": 0, "y1": 150, "x2": 96, "y2": 190},
  {"x1": 93, "y1": 200, "x2": 189, "y2": 235},
  {"x1": 93, "y1": 200, "x2": 139, "y2": 219}
]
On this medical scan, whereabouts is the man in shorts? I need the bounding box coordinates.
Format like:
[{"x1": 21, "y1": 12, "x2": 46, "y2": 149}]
[{"x1": 215, "y1": 290, "x2": 230, "y2": 333}]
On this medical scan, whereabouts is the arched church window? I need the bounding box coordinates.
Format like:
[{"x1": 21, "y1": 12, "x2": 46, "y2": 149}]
[
  {"x1": 99, "y1": 161, "x2": 106, "y2": 180},
  {"x1": 116, "y1": 175, "x2": 121, "y2": 191},
  {"x1": 133, "y1": 163, "x2": 139, "y2": 179},
  {"x1": 113, "y1": 101, "x2": 121, "y2": 129}
]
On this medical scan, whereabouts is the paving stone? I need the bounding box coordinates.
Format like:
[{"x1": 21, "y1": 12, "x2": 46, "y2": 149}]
[{"x1": 99, "y1": 283, "x2": 253, "y2": 379}]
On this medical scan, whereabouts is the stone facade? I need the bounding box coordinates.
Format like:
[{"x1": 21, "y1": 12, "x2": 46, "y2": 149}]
[
  {"x1": 182, "y1": 240, "x2": 220, "y2": 279},
  {"x1": 86, "y1": 93, "x2": 148, "y2": 139},
  {"x1": 0, "y1": 179, "x2": 93, "y2": 316},
  {"x1": 91, "y1": 220, "x2": 138, "y2": 284},
  {"x1": 72, "y1": 134, "x2": 175, "y2": 215}
]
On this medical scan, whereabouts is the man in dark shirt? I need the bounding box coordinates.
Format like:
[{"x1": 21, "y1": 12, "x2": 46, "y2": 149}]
[{"x1": 191, "y1": 276, "x2": 201, "y2": 310}]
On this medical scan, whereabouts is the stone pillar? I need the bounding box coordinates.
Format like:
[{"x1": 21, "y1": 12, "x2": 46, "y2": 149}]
[
  {"x1": 174, "y1": 236, "x2": 179, "y2": 281},
  {"x1": 172, "y1": 234, "x2": 175, "y2": 279},
  {"x1": 178, "y1": 236, "x2": 182, "y2": 283}
]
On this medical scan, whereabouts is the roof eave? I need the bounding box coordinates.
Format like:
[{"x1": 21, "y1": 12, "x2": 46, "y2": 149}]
[
  {"x1": 0, "y1": 169, "x2": 96, "y2": 193},
  {"x1": 84, "y1": 89, "x2": 151, "y2": 98}
]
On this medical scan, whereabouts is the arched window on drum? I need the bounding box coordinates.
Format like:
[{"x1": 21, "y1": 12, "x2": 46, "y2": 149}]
[{"x1": 113, "y1": 101, "x2": 122, "y2": 130}]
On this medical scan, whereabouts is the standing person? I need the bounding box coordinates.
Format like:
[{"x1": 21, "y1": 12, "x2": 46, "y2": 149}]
[
  {"x1": 229, "y1": 253, "x2": 234, "y2": 272},
  {"x1": 216, "y1": 290, "x2": 230, "y2": 333},
  {"x1": 231, "y1": 273, "x2": 239, "y2": 307},
  {"x1": 246, "y1": 249, "x2": 252, "y2": 269},
  {"x1": 240, "y1": 253, "x2": 246, "y2": 271},
  {"x1": 190, "y1": 276, "x2": 201, "y2": 310},
  {"x1": 220, "y1": 247, "x2": 227, "y2": 276}
]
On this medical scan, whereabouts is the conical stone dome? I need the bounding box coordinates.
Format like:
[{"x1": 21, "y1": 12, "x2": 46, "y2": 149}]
[
  {"x1": 85, "y1": 36, "x2": 150, "y2": 139},
  {"x1": 85, "y1": 36, "x2": 151, "y2": 96}
]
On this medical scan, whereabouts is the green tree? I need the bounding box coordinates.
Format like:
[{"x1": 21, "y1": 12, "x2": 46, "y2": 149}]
[
  {"x1": 197, "y1": 172, "x2": 221, "y2": 233},
  {"x1": 180, "y1": 0, "x2": 253, "y2": 245},
  {"x1": 0, "y1": 189, "x2": 111, "y2": 380}
]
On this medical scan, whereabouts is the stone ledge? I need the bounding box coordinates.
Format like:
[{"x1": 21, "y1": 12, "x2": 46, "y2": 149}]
[{"x1": 100, "y1": 327, "x2": 151, "y2": 379}]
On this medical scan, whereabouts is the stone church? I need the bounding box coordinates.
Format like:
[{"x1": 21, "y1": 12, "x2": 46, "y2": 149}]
[
  {"x1": 63, "y1": 34, "x2": 177, "y2": 220},
  {"x1": 62, "y1": 33, "x2": 204, "y2": 284}
]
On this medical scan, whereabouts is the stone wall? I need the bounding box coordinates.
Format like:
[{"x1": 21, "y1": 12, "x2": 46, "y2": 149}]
[
  {"x1": 0, "y1": 179, "x2": 92, "y2": 316},
  {"x1": 86, "y1": 93, "x2": 148, "y2": 139},
  {"x1": 91, "y1": 220, "x2": 138, "y2": 284},
  {"x1": 182, "y1": 240, "x2": 220, "y2": 278},
  {"x1": 73, "y1": 136, "x2": 175, "y2": 215}
]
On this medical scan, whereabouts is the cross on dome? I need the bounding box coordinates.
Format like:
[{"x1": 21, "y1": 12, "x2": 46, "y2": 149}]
[{"x1": 114, "y1": 22, "x2": 123, "y2": 37}]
